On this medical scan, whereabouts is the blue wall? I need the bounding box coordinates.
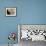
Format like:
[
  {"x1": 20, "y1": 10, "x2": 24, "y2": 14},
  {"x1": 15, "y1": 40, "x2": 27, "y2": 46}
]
[
  {"x1": 21, "y1": 0, "x2": 46, "y2": 24},
  {"x1": 0, "y1": 0, "x2": 46, "y2": 44},
  {"x1": 0, "y1": 0, "x2": 21, "y2": 44}
]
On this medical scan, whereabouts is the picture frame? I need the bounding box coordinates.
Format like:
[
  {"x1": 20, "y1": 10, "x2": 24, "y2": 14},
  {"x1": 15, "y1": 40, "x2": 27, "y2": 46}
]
[
  {"x1": 6, "y1": 8, "x2": 16, "y2": 16},
  {"x1": 18, "y1": 24, "x2": 46, "y2": 42}
]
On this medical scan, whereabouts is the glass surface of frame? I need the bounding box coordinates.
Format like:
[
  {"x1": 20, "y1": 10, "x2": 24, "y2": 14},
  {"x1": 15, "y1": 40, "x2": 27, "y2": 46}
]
[{"x1": 6, "y1": 8, "x2": 16, "y2": 16}]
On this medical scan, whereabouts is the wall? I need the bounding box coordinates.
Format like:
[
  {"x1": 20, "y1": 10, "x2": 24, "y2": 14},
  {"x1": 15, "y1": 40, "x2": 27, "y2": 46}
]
[
  {"x1": 21, "y1": 0, "x2": 46, "y2": 24},
  {"x1": 0, "y1": 0, "x2": 46, "y2": 44},
  {"x1": 0, "y1": 0, "x2": 21, "y2": 44}
]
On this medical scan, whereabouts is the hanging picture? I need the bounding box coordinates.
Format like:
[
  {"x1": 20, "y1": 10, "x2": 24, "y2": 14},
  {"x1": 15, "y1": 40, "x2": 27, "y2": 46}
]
[{"x1": 6, "y1": 8, "x2": 16, "y2": 16}]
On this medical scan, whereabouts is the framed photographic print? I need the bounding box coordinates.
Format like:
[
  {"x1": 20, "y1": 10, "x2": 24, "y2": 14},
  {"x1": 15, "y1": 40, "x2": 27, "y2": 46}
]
[
  {"x1": 6, "y1": 8, "x2": 16, "y2": 16},
  {"x1": 18, "y1": 24, "x2": 46, "y2": 42}
]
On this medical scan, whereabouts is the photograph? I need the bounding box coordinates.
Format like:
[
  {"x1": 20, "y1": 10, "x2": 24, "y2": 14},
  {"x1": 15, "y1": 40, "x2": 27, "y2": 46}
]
[
  {"x1": 18, "y1": 25, "x2": 46, "y2": 41},
  {"x1": 6, "y1": 8, "x2": 16, "y2": 16},
  {"x1": 18, "y1": 25, "x2": 46, "y2": 46}
]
